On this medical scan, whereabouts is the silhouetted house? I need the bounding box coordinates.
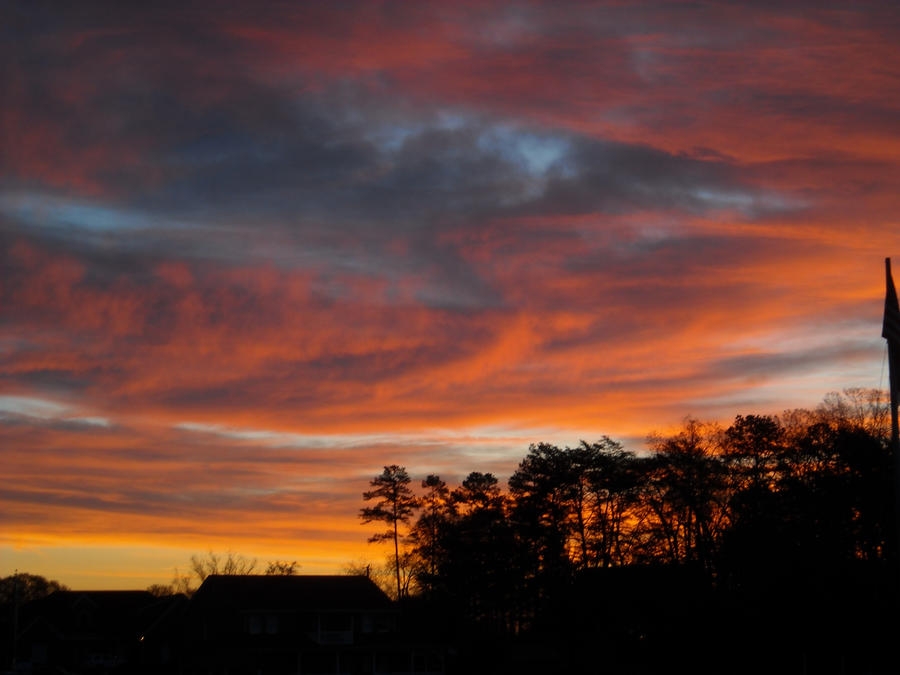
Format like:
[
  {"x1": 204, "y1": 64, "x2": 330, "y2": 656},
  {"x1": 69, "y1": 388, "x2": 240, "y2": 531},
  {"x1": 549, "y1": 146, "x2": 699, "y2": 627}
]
[
  {"x1": 14, "y1": 589, "x2": 187, "y2": 673},
  {"x1": 186, "y1": 575, "x2": 444, "y2": 675}
]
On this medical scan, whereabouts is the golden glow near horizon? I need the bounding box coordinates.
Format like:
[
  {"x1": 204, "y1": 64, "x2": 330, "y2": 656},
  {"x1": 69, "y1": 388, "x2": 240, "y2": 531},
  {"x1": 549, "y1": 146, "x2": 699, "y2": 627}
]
[{"x1": 3, "y1": 1, "x2": 900, "y2": 588}]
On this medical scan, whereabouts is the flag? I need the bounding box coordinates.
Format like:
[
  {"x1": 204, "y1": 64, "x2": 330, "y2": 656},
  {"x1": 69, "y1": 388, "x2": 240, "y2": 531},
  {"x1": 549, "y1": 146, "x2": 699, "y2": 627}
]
[{"x1": 883, "y1": 258, "x2": 900, "y2": 344}]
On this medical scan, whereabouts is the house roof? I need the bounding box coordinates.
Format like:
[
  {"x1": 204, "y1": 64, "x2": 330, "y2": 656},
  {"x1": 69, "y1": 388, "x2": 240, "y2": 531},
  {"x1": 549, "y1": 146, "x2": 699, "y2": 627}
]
[
  {"x1": 25, "y1": 590, "x2": 156, "y2": 618},
  {"x1": 19, "y1": 590, "x2": 180, "y2": 639},
  {"x1": 191, "y1": 575, "x2": 394, "y2": 612}
]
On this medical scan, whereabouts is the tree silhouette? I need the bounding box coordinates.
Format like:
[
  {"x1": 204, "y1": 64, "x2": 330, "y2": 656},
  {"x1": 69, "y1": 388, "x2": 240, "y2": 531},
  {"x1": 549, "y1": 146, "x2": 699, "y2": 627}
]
[
  {"x1": 445, "y1": 472, "x2": 517, "y2": 632},
  {"x1": 575, "y1": 438, "x2": 641, "y2": 568},
  {"x1": 360, "y1": 465, "x2": 418, "y2": 600},
  {"x1": 509, "y1": 444, "x2": 574, "y2": 585},
  {"x1": 354, "y1": 389, "x2": 898, "y2": 670},
  {"x1": 0, "y1": 573, "x2": 67, "y2": 605},
  {"x1": 638, "y1": 420, "x2": 728, "y2": 570},
  {"x1": 265, "y1": 560, "x2": 300, "y2": 575},
  {"x1": 452, "y1": 471, "x2": 503, "y2": 513},
  {"x1": 190, "y1": 550, "x2": 257, "y2": 581},
  {"x1": 410, "y1": 474, "x2": 454, "y2": 594}
]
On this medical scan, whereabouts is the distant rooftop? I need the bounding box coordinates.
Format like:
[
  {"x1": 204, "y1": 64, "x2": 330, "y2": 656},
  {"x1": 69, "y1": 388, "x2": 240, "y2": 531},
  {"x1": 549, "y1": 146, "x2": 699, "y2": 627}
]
[{"x1": 191, "y1": 575, "x2": 393, "y2": 611}]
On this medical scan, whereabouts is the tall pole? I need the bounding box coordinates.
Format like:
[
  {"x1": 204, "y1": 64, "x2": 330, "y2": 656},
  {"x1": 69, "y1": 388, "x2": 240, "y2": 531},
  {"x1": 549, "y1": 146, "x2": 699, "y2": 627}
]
[
  {"x1": 11, "y1": 570, "x2": 18, "y2": 670},
  {"x1": 890, "y1": 318, "x2": 900, "y2": 562},
  {"x1": 883, "y1": 258, "x2": 900, "y2": 556},
  {"x1": 891, "y1": 340, "x2": 900, "y2": 456}
]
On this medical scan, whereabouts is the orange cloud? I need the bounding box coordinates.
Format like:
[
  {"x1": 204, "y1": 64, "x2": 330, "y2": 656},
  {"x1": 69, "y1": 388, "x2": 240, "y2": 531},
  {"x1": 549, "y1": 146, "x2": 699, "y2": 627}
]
[{"x1": 3, "y1": 0, "x2": 899, "y2": 588}]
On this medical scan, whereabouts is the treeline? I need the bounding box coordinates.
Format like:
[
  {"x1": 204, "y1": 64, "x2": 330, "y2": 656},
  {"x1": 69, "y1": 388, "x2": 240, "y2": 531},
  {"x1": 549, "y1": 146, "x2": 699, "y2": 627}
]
[{"x1": 361, "y1": 389, "x2": 896, "y2": 633}]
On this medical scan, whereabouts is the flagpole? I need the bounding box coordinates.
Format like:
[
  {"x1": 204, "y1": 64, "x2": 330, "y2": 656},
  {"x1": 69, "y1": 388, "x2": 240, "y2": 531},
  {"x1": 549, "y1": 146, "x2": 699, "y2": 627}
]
[
  {"x1": 883, "y1": 258, "x2": 900, "y2": 561},
  {"x1": 888, "y1": 260, "x2": 900, "y2": 447},
  {"x1": 891, "y1": 344, "x2": 900, "y2": 456}
]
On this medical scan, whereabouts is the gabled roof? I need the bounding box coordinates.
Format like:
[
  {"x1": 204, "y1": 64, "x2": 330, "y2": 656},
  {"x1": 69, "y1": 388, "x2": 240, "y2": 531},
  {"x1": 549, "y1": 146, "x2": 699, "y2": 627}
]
[
  {"x1": 191, "y1": 575, "x2": 393, "y2": 612},
  {"x1": 25, "y1": 590, "x2": 156, "y2": 619},
  {"x1": 19, "y1": 590, "x2": 176, "y2": 639}
]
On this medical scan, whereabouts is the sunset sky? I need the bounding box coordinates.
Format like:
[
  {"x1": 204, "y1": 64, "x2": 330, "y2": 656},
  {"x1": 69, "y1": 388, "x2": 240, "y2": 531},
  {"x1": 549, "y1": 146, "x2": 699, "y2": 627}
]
[{"x1": 3, "y1": 1, "x2": 900, "y2": 589}]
